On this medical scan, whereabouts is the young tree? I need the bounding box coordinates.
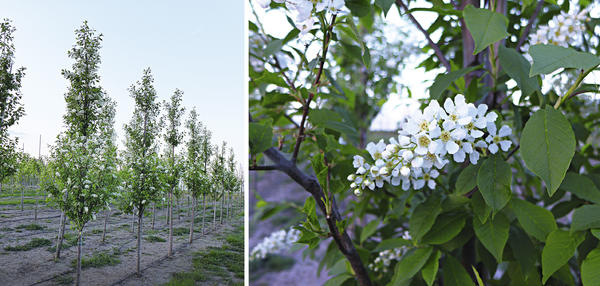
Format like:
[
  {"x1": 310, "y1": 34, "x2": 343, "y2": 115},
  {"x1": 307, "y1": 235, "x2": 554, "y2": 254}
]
[
  {"x1": 183, "y1": 108, "x2": 211, "y2": 243},
  {"x1": 200, "y1": 125, "x2": 213, "y2": 234},
  {"x1": 0, "y1": 19, "x2": 25, "y2": 191},
  {"x1": 162, "y1": 89, "x2": 185, "y2": 257},
  {"x1": 122, "y1": 68, "x2": 163, "y2": 275},
  {"x1": 211, "y1": 141, "x2": 227, "y2": 226},
  {"x1": 49, "y1": 21, "x2": 113, "y2": 285}
]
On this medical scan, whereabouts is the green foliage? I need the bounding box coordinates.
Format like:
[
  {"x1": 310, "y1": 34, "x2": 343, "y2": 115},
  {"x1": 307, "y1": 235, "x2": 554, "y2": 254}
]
[
  {"x1": 528, "y1": 44, "x2": 600, "y2": 76},
  {"x1": 473, "y1": 212, "x2": 509, "y2": 262},
  {"x1": 511, "y1": 198, "x2": 556, "y2": 242},
  {"x1": 541, "y1": 230, "x2": 585, "y2": 283},
  {"x1": 462, "y1": 4, "x2": 509, "y2": 54},
  {"x1": 520, "y1": 105, "x2": 575, "y2": 196},
  {"x1": 390, "y1": 247, "x2": 433, "y2": 284},
  {"x1": 71, "y1": 250, "x2": 121, "y2": 269},
  {"x1": 477, "y1": 155, "x2": 512, "y2": 213}
]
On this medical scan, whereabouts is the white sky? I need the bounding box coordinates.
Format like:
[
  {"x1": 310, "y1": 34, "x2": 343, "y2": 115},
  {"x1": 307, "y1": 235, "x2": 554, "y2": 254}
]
[{"x1": 3, "y1": 1, "x2": 245, "y2": 162}]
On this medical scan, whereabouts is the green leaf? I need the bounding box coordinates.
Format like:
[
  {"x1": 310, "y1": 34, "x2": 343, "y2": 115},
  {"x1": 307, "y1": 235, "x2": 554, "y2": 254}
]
[
  {"x1": 520, "y1": 105, "x2": 576, "y2": 196},
  {"x1": 345, "y1": 0, "x2": 372, "y2": 17},
  {"x1": 560, "y1": 172, "x2": 600, "y2": 204},
  {"x1": 373, "y1": 238, "x2": 411, "y2": 252},
  {"x1": 473, "y1": 212, "x2": 509, "y2": 262},
  {"x1": 360, "y1": 220, "x2": 379, "y2": 244},
  {"x1": 477, "y1": 155, "x2": 512, "y2": 213},
  {"x1": 541, "y1": 229, "x2": 585, "y2": 283},
  {"x1": 455, "y1": 164, "x2": 480, "y2": 195},
  {"x1": 582, "y1": 248, "x2": 600, "y2": 286},
  {"x1": 249, "y1": 122, "x2": 273, "y2": 155},
  {"x1": 421, "y1": 213, "x2": 467, "y2": 245},
  {"x1": 410, "y1": 194, "x2": 442, "y2": 243},
  {"x1": 572, "y1": 205, "x2": 600, "y2": 232},
  {"x1": 421, "y1": 250, "x2": 441, "y2": 286},
  {"x1": 472, "y1": 191, "x2": 491, "y2": 224},
  {"x1": 323, "y1": 274, "x2": 353, "y2": 286},
  {"x1": 472, "y1": 266, "x2": 485, "y2": 286},
  {"x1": 463, "y1": 4, "x2": 509, "y2": 55},
  {"x1": 592, "y1": 229, "x2": 600, "y2": 240},
  {"x1": 429, "y1": 66, "x2": 479, "y2": 100},
  {"x1": 391, "y1": 247, "x2": 433, "y2": 284},
  {"x1": 264, "y1": 39, "x2": 284, "y2": 57},
  {"x1": 529, "y1": 44, "x2": 600, "y2": 76},
  {"x1": 375, "y1": 0, "x2": 395, "y2": 15},
  {"x1": 362, "y1": 45, "x2": 371, "y2": 69},
  {"x1": 511, "y1": 198, "x2": 557, "y2": 242},
  {"x1": 310, "y1": 109, "x2": 343, "y2": 126},
  {"x1": 443, "y1": 255, "x2": 476, "y2": 286},
  {"x1": 508, "y1": 226, "x2": 537, "y2": 278},
  {"x1": 498, "y1": 46, "x2": 540, "y2": 97}
]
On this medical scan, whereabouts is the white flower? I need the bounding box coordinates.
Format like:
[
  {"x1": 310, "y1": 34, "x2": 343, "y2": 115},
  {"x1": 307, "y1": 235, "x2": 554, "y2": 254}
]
[
  {"x1": 442, "y1": 95, "x2": 471, "y2": 129},
  {"x1": 84, "y1": 206, "x2": 89, "y2": 213},
  {"x1": 486, "y1": 124, "x2": 512, "y2": 154},
  {"x1": 296, "y1": 19, "x2": 315, "y2": 36}
]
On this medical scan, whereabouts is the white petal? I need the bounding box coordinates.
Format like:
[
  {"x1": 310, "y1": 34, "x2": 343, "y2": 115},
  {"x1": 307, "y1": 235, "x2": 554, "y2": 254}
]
[
  {"x1": 428, "y1": 141, "x2": 439, "y2": 153},
  {"x1": 469, "y1": 152, "x2": 480, "y2": 164},
  {"x1": 486, "y1": 123, "x2": 497, "y2": 135},
  {"x1": 499, "y1": 140, "x2": 512, "y2": 151},
  {"x1": 446, "y1": 141, "x2": 459, "y2": 154},
  {"x1": 412, "y1": 157, "x2": 424, "y2": 168},
  {"x1": 498, "y1": 125, "x2": 512, "y2": 137},
  {"x1": 451, "y1": 128, "x2": 467, "y2": 140},
  {"x1": 453, "y1": 150, "x2": 466, "y2": 162},
  {"x1": 471, "y1": 130, "x2": 484, "y2": 138},
  {"x1": 427, "y1": 179, "x2": 436, "y2": 189},
  {"x1": 430, "y1": 169, "x2": 440, "y2": 178},
  {"x1": 489, "y1": 143, "x2": 499, "y2": 154},
  {"x1": 444, "y1": 98, "x2": 455, "y2": 113}
]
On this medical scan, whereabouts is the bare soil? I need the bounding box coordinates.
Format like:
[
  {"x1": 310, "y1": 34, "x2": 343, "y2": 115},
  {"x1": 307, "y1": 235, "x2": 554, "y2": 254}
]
[{"x1": 0, "y1": 198, "x2": 242, "y2": 286}]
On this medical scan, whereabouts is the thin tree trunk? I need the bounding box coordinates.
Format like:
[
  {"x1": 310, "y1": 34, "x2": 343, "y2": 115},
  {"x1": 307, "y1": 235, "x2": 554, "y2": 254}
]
[
  {"x1": 151, "y1": 203, "x2": 156, "y2": 230},
  {"x1": 20, "y1": 183, "x2": 24, "y2": 211},
  {"x1": 102, "y1": 209, "x2": 109, "y2": 242},
  {"x1": 168, "y1": 190, "x2": 173, "y2": 257},
  {"x1": 131, "y1": 211, "x2": 135, "y2": 233},
  {"x1": 189, "y1": 197, "x2": 195, "y2": 244},
  {"x1": 55, "y1": 211, "x2": 66, "y2": 259},
  {"x1": 76, "y1": 230, "x2": 83, "y2": 286},
  {"x1": 136, "y1": 212, "x2": 143, "y2": 276},
  {"x1": 202, "y1": 193, "x2": 206, "y2": 235},
  {"x1": 219, "y1": 190, "x2": 223, "y2": 224},
  {"x1": 165, "y1": 200, "x2": 169, "y2": 225},
  {"x1": 34, "y1": 198, "x2": 38, "y2": 224},
  {"x1": 212, "y1": 194, "x2": 217, "y2": 229}
]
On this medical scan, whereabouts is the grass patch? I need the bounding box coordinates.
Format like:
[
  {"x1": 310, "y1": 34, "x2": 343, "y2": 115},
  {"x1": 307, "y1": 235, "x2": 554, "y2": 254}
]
[
  {"x1": 145, "y1": 235, "x2": 166, "y2": 242},
  {"x1": 172, "y1": 227, "x2": 190, "y2": 236},
  {"x1": 90, "y1": 228, "x2": 103, "y2": 234},
  {"x1": 54, "y1": 274, "x2": 74, "y2": 285},
  {"x1": 16, "y1": 223, "x2": 44, "y2": 231},
  {"x1": 165, "y1": 223, "x2": 243, "y2": 285},
  {"x1": 4, "y1": 237, "x2": 52, "y2": 251},
  {"x1": 0, "y1": 227, "x2": 13, "y2": 231},
  {"x1": 0, "y1": 199, "x2": 38, "y2": 205},
  {"x1": 71, "y1": 249, "x2": 120, "y2": 269},
  {"x1": 112, "y1": 211, "x2": 122, "y2": 216},
  {"x1": 47, "y1": 232, "x2": 78, "y2": 252}
]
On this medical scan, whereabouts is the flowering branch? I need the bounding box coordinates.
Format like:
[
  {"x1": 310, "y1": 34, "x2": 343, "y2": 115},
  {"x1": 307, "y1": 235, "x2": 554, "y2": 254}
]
[
  {"x1": 516, "y1": 0, "x2": 544, "y2": 51},
  {"x1": 291, "y1": 14, "x2": 337, "y2": 164}
]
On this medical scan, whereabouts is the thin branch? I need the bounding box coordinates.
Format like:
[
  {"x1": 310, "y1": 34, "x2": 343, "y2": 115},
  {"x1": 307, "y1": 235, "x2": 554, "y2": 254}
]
[
  {"x1": 284, "y1": 113, "x2": 300, "y2": 128},
  {"x1": 291, "y1": 14, "x2": 337, "y2": 164},
  {"x1": 516, "y1": 0, "x2": 544, "y2": 52},
  {"x1": 504, "y1": 144, "x2": 520, "y2": 161},
  {"x1": 396, "y1": 0, "x2": 451, "y2": 71}
]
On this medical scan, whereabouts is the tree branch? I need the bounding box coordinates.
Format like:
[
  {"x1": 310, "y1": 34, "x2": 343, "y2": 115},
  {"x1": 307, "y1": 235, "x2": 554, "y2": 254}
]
[
  {"x1": 396, "y1": 0, "x2": 452, "y2": 71},
  {"x1": 291, "y1": 15, "x2": 337, "y2": 164},
  {"x1": 515, "y1": 0, "x2": 544, "y2": 52},
  {"x1": 261, "y1": 147, "x2": 373, "y2": 286},
  {"x1": 249, "y1": 165, "x2": 278, "y2": 171}
]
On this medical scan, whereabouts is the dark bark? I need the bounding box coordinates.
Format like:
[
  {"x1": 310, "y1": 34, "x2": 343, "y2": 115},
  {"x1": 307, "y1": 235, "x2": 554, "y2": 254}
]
[
  {"x1": 55, "y1": 211, "x2": 66, "y2": 259},
  {"x1": 151, "y1": 203, "x2": 156, "y2": 230}
]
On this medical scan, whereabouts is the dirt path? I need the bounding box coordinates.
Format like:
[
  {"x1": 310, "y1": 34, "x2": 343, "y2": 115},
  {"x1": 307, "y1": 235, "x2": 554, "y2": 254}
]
[{"x1": 0, "y1": 201, "x2": 241, "y2": 286}]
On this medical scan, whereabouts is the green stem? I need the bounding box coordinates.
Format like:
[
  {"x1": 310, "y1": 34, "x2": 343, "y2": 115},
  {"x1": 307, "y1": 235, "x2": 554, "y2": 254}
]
[{"x1": 554, "y1": 65, "x2": 599, "y2": 109}]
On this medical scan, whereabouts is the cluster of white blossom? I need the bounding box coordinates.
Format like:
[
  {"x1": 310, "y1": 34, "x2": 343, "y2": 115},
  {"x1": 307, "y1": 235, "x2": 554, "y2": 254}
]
[
  {"x1": 256, "y1": 0, "x2": 344, "y2": 36},
  {"x1": 250, "y1": 228, "x2": 301, "y2": 261},
  {"x1": 529, "y1": 7, "x2": 588, "y2": 47},
  {"x1": 368, "y1": 231, "x2": 412, "y2": 273},
  {"x1": 349, "y1": 95, "x2": 512, "y2": 195}
]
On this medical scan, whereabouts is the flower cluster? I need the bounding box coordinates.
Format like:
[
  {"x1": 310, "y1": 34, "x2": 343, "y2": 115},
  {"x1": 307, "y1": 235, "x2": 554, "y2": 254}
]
[
  {"x1": 368, "y1": 231, "x2": 412, "y2": 273},
  {"x1": 349, "y1": 95, "x2": 512, "y2": 194},
  {"x1": 529, "y1": 7, "x2": 588, "y2": 48},
  {"x1": 250, "y1": 228, "x2": 301, "y2": 261},
  {"x1": 256, "y1": 0, "x2": 344, "y2": 35}
]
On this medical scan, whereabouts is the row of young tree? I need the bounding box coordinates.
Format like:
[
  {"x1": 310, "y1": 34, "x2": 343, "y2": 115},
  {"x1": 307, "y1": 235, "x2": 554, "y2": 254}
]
[{"x1": 0, "y1": 19, "x2": 243, "y2": 286}]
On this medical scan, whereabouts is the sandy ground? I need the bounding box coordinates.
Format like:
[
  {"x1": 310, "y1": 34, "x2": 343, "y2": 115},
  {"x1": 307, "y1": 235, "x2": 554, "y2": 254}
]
[
  {"x1": 0, "y1": 197, "x2": 242, "y2": 286},
  {"x1": 249, "y1": 170, "x2": 331, "y2": 286}
]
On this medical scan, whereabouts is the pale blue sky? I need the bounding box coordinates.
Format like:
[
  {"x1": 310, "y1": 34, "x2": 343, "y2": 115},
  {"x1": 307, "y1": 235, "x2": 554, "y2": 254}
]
[{"x1": 2, "y1": 1, "x2": 245, "y2": 161}]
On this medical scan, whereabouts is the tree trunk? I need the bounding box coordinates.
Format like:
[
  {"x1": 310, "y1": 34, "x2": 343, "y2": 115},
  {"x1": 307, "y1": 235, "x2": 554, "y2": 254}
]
[
  {"x1": 151, "y1": 203, "x2": 156, "y2": 230},
  {"x1": 55, "y1": 211, "x2": 66, "y2": 259},
  {"x1": 20, "y1": 183, "x2": 24, "y2": 211},
  {"x1": 34, "y1": 198, "x2": 38, "y2": 224},
  {"x1": 189, "y1": 197, "x2": 195, "y2": 244},
  {"x1": 131, "y1": 211, "x2": 135, "y2": 233},
  {"x1": 202, "y1": 193, "x2": 206, "y2": 235},
  {"x1": 168, "y1": 190, "x2": 173, "y2": 257},
  {"x1": 102, "y1": 209, "x2": 109, "y2": 242},
  {"x1": 136, "y1": 212, "x2": 143, "y2": 276},
  {"x1": 212, "y1": 194, "x2": 217, "y2": 229},
  {"x1": 76, "y1": 230, "x2": 83, "y2": 286},
  {"x1": 165, "y1": 200, "x2": 169, "y2": 225},
  {"x1": 220, "y1": 190, "x2": 224, "y2": 224}
]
